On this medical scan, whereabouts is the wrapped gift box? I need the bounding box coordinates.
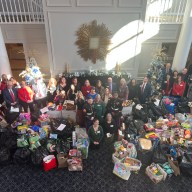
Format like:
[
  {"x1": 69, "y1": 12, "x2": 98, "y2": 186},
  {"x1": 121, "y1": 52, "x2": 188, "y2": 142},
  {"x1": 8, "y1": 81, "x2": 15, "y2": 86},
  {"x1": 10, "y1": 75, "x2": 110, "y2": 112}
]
[
  {"x1": 38, "y1": 118, "x2": 50, "y2": 127},
  {"x1": 76, "y1": 139, "x2": 89, "y2": 159},
  {"x1": 19, "y1": 113, "x2": 31, "y2": 125},
  {"x1": 67, "y1": 157, "x2": 83, "y2": 171},
  {"x1": 156, "y1": 119, "x2": 169, "y2": 128},
  {"x1": 17, "y1": 125, "x2": 28, "y2": 132},
  {"x1": 68, "y1": 149, "x2": 82, "y2": 158}
]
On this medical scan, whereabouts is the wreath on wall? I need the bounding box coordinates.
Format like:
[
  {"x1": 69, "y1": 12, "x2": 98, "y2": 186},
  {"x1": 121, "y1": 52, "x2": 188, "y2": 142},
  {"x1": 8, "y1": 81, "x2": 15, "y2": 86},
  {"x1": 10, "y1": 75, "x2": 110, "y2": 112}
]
[{"x1": 75, "y1": 20, "x2": 112, "y2": 64}]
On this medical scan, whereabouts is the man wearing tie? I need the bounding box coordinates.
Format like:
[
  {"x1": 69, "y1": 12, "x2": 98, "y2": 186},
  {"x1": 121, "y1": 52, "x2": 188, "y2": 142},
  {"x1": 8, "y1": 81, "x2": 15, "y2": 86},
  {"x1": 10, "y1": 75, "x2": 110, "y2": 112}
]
[
  {"x1": 139, "y1": 76, "x2": 152, "y2": 104},
  {"x1": 106, "y1": 77, "x2": 117, "y2": 94},
  {"x1": 3, "y1": 80, "x2": 19, "y2": 123}
]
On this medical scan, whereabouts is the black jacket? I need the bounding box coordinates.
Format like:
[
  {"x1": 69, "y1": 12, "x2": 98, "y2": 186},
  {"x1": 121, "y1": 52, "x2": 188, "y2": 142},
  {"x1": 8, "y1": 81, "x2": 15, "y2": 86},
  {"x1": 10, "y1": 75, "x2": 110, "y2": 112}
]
[
  {"x1": 3, "y1": 88, "x2": 18, "y2": 108},
  {"x1": 138, "y1": 83, "x2": 152, "y2": 104}
]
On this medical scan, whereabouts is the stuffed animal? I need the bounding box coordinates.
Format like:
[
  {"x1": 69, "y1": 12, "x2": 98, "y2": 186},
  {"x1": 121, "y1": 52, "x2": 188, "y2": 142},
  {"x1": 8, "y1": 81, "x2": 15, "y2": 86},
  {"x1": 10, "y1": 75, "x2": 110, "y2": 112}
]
[
  {"x1": 185, "y1": 129, "x2": 191, "y2": 139},
  {"x1": 29, "y1": 134, "x2": 41, "y2": 151},
  {"x1": 169, "y1": 146, "x2": 177, "y2": 161}
]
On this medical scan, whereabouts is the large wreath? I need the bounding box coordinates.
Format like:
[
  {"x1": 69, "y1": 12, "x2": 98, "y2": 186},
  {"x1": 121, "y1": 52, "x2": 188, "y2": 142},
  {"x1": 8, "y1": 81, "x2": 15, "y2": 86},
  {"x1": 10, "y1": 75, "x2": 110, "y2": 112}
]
[{"x1": 75, "y1": 20, "x2": 112, "y2": 64}]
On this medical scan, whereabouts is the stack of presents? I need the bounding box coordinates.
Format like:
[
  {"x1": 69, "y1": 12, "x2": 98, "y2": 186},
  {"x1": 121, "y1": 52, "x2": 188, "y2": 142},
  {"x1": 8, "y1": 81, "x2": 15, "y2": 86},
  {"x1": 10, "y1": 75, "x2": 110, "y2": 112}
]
[
  {"x1": 0, "y1": 112, "x2": 89, "y2": 172},
  {"x1": 112, "y1": 112, "x2": 192, "y2": 182}
]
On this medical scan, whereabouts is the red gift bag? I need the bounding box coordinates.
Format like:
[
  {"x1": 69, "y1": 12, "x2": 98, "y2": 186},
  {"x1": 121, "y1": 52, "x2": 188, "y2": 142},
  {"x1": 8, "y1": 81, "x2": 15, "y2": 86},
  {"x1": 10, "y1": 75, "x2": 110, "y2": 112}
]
[{"x1": 43, "y1": 155, "x2": 57, "y2": 171}]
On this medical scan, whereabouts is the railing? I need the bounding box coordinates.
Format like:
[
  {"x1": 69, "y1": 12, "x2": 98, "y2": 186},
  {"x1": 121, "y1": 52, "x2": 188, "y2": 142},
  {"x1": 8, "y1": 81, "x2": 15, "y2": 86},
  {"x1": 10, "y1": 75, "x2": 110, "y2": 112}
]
[
  {"x1": 0, "y1": 0, "x2": 44, "y2": 23},
  {"x1": 146, "y1": 0, "x2": 187, "y2": 23}
]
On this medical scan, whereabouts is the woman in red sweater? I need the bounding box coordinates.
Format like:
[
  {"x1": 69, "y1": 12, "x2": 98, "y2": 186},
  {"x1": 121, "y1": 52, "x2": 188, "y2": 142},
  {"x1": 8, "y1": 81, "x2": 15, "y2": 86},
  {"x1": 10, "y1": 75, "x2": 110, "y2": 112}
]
[
  {"x1": 18, "y1": 81, "x2": 34, "y2": 112},
  {"x1": 172, "y1": 74, "x2": 186, "y2": 97},
  {"x1": 81, "y1": 79, "x2": 92, "y2": 98}
]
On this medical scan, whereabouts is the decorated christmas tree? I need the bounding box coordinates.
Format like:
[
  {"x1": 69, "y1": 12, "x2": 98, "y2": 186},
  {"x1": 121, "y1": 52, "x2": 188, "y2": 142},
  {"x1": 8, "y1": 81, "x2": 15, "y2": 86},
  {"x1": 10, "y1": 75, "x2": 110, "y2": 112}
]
[
  {"x1": 19, "y1": 57, "x2": 43, "y2": 84},
  {"x1": 147, "y1": 48, "x2": 168, "y2": 96}
]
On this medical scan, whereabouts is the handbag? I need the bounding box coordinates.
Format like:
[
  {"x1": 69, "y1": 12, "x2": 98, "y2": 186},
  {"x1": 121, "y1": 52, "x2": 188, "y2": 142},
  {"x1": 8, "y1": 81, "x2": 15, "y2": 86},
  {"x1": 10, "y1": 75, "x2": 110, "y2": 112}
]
[{"x1": 57, "y1": 153, "x2": 68, "y2": 168}]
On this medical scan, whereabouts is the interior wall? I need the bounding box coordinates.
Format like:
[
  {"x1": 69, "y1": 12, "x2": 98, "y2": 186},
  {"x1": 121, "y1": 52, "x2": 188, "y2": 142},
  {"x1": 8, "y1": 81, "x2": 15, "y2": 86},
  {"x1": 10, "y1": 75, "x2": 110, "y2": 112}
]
[
  {"x1": 43, "y1": 0, "x2": 147, "y2": 78},
  {"x1": 0, "y1": 24, "x2": 51, "y2": 79},
  {"x1": 138, "y1": 24, "x2": 181, "y2": 80}
]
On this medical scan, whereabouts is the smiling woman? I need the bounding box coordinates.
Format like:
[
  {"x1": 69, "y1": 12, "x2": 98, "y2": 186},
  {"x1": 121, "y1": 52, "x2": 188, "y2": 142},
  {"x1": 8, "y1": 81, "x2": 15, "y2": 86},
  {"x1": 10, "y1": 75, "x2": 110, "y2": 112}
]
[{"x1": 75, "y1": 20, "x2": 112, "y2": 64}]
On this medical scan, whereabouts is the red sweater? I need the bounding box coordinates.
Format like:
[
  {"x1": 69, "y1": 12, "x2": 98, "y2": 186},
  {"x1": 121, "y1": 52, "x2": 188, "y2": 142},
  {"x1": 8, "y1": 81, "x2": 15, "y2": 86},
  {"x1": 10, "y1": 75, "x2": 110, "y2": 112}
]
[
  {"x1": 0, "y1": 82, "x2": 7, "y2": 91},
  {"x1": 18, "y1": 87, "x2": 33, "y2": 102},
  {"x1": 81, "y1": 85, "x2": 91, "y2": 97},
  {"x1": 172, "y1": 81, "x2": 186, "y2": 97}
]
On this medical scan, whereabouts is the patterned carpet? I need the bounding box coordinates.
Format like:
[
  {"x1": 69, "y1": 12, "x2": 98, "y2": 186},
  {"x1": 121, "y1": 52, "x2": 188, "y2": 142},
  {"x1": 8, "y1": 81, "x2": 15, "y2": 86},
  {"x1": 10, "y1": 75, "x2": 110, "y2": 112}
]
[{"x1": 0, "y1": 140, "x2": 191, "y2": 192}]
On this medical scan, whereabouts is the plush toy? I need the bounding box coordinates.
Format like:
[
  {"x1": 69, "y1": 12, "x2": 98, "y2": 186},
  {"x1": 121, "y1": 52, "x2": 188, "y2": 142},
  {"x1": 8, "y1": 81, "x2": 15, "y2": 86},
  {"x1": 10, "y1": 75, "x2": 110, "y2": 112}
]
[
  {"x1": 169, "y1": 146, "x2": 177, "y2": 161},
  {"x1": 29, "y1": 134, "x2": 41, "y2": 151},
  {"x1": 185, "y1": 129, "x2": 191, "y2": 139}
]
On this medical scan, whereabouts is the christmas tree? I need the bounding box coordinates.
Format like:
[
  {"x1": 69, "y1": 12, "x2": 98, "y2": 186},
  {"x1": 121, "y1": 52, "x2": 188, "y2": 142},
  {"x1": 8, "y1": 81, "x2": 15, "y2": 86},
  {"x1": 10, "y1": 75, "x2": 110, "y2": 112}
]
[
  {"x1": 19, "y1": 57, "x2": 43, "y2": 84},
  {"x1": 147, "y1": 48, "x2": 168, "y2": 96}
]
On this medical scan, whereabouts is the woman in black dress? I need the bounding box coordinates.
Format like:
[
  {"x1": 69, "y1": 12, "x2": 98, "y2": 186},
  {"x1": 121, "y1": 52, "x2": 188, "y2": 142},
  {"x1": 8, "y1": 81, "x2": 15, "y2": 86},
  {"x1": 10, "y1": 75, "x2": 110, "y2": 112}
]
[{"x1": 103, "y1": 113, "x2": 116, "y2": 142}]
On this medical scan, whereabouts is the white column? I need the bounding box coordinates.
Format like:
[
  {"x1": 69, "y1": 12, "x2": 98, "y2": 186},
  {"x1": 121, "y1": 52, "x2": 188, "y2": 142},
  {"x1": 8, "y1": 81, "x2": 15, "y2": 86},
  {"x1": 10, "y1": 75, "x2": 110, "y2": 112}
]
[
  {"x1": 0, "y1": 26, "x2": 12, "y2": 76},
  {"x1": 172, "y1": 0, "x2": 192, "y2": 72}
]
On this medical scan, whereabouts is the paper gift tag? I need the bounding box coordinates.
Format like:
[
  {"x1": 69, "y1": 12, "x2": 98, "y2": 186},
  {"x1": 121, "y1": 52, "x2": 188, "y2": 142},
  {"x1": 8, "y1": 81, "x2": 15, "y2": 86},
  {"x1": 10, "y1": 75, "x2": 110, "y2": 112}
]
[
  {"x1": 136, "y1": 104, "x2": 143, "y2": 110},
  {"x1": 57, "y1": 124, "x2": 66, "y2": 131},
  {"x1": 107, "y1": 133, "x2": 112, "y2": 137},
  {"x1": 154, "y1": 99, "x2": 160, "y2": 106},
  {"x1": 40, "y1": 107, "x2": 49, "y2": 114},
  {"x1": 10, "y1": 106, "x2": 19, "y2": 112}
]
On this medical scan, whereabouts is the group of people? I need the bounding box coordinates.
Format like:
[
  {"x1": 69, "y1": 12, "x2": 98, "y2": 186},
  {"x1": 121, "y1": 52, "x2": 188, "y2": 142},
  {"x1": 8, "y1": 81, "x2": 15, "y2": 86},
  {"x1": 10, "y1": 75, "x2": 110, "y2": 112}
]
[
  {"x1": 0, "y1": 62, "x2": 192, "y2": 149},
  {"x1": 161, "y1": 63, "x2": 192, "y2": 100}
]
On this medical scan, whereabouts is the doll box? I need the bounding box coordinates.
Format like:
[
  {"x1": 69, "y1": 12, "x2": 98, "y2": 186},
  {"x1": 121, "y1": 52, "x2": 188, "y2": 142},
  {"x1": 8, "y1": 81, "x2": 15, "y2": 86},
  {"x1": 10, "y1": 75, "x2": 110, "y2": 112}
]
[{"x1": 38, "y1": 118, "x2": 50, "y2": 127}]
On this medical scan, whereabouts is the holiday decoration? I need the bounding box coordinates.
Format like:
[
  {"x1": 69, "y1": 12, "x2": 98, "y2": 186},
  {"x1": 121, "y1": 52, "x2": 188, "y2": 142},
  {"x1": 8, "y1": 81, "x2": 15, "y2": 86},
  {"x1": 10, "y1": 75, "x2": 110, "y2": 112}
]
[
  {"x1": 75, "y1": 20, "x2": 112, "y2": 64},
  {"x1": 147, "y1": 48, "x2": 168, "y2": 96},
  {"x1": 19, "y1": 57, "x2": 43, "y2": 84}
]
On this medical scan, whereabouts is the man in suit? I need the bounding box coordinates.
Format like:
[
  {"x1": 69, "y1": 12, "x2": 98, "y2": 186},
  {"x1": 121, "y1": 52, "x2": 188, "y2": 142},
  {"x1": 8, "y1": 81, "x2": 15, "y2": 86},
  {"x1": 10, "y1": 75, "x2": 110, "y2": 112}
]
[
  {"x1": 3, "y1": 80, "x2": 18, "y2": 108},
  {"x1": 182, "y1": 68, "x2": 188, "y2": 82},
  {"x1": 161, "y1": 63, "x2": 172, "y2": 80},
  {"x1": 3, "y1": 80, "x2": 19, "y2": 124},
  {"x1": 106, "y1": 77, "x2": 117, "y2": 94},
  {"x1": 139, "y1": 76, "x2": 152, "y2": 104}
]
